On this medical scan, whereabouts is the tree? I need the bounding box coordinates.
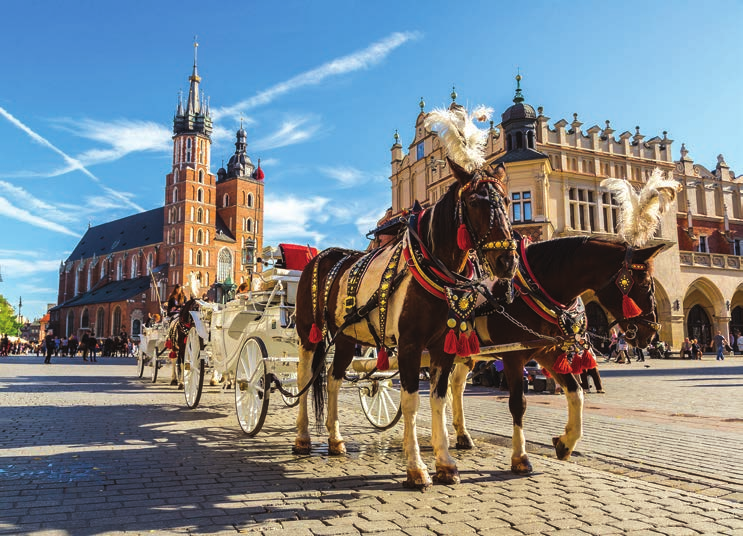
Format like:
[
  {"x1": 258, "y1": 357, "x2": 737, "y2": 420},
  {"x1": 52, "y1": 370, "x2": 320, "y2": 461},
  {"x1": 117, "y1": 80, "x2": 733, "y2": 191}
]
[{"x1": 0, "y1": 295, "x2": 21, "y2": 336}]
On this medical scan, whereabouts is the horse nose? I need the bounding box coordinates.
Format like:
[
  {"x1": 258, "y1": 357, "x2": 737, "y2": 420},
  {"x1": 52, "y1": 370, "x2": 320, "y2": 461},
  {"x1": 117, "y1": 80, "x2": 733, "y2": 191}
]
[{"x1": 495, "y1": 250, "x2": 518, "y2": 278}]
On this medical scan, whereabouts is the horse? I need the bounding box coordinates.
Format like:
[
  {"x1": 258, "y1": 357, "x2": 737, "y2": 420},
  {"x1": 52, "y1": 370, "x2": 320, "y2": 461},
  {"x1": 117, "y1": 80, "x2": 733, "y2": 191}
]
[
  {"x1": 449, "y1": 236, "x2": 665, "y2": 474},
  {"x1": 293, "y1": 157, "x2": 518, "y2": 489},
  {"x1": 165, "y1": 298, "x2": 198, "y2": 389}
]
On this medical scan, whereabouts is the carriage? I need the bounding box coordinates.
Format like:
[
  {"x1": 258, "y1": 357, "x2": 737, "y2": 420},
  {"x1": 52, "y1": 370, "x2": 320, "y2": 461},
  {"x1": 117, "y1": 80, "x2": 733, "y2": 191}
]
[{"x1": 137, "y1": 321, "x2": 169, "y2": 383}]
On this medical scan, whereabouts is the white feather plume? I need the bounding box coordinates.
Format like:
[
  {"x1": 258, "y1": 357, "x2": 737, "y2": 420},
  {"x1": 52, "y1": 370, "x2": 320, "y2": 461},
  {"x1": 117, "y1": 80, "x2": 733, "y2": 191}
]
[
  {"x1": 188, "y1": 271, "x2": 201, "y2": 299},
  {"x1": 600, "y1": 168, "x2": 681, "y2": 247},
  {"x1": 424, "y1": 104, "x2": 493, "y2": 172}
]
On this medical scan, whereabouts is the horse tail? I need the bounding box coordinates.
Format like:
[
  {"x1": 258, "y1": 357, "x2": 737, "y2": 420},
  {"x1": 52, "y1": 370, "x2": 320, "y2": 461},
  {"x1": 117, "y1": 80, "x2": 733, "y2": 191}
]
[{"x1": 311, "y1": 340, "x2": 327, "y2": 432}]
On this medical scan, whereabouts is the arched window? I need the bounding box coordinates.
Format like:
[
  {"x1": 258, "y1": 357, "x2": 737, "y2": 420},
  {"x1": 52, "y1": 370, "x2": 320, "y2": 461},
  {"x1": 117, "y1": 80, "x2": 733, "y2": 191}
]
[
  {"x1": 206, "y1": 230, "x2": 210, "y2": 245},
  {"x1": 100, "y1": 259, "x2": 106, "y2": 279},
  {"x1": 190, "y1": 206, "x2": 194, "y2": 221},
  {"x1": 146, "y1": 253, "x2": 153, "y2": 274},
  {"x1": 66, "y1": 310, "x2": 75, "y2": 337},
  {"x1": 246, "y1": 218, "x2": 253, "y2": 233},
  {"x1": 96, "y1": 308, "x2": 105, "y2": 338},
  {"x1": 186, "y1": 138, "x2": 192, "y2": 162},
  {"x1": 81, "y1": 308, "x2": 89, "y2": 328},
  {"x1": 130, "y1": 257, "x2": 137, "y2": 279},
  {"x1": 217, "y1": 248, "x2": 233, "y2": 282},
  {"x1": 173, "y1": 169, "x2": 179, "y2": 183},
  {"x1": 74, "y1": 268, "x2": 80, "y2": 296},
  {"x1": 112, "y1": 306, "x2": 122, "y2": 335},
  {"x1": 198, "y1": 169, "x2": 204, "y2": 183},
  {"x1": 170, "y1": 250, "x2": 176, "y2": 266},
  {"x1": 87, "y1": 265, "x2": 92, "y2": 291},
  {"x1": 516, "y1": 131, "x2": 524, "y2": 149},
  {"x1": 197, "y1": 229, "x2": 203, "y2": 244},
  {"x1": 247, "y1": 193, "x2": 254, "y2": 207},
  {"x1": 189, "y1": 228, "x2": 194, "y2": 242},
  {"x1": 205, "y1": 251, "x2": 209, "y2": 267},
  {"x1": 197, "y1": 188, "x2": 203, "y2": 202},
  {"x1": 116, "y1": 260, "x2": 123, "y2": 281},
  {"x1": 189, "y1": 249, "x2": 193, "y2": 264},
  {"x1": 132, "y1": 319, "x2": 141, "y2": 337},
  {"x1": 206, "y1": 209, "x2": 210, "y2": 224},
  {"x1": 223, "y1": 194, "x2": 229, "y2": 207},
  {"x1": 172, "y1": 188, "x2": 178, "y2": 204},
  {"x1": 196, "y1": 250, "x2": 203, "y2": 266},
  {"x1": 527, "y1": 131, "x2": 535, "y2": 149},
  {"x1": 197, "y1": 208, "x2": 203, "y2": 223}
]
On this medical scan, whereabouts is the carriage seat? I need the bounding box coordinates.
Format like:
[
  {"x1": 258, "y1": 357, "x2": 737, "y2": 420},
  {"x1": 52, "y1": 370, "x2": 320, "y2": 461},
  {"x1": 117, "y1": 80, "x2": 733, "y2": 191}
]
[{"x1": 366, "y1": 201, "x2": 422, "y2": 248}]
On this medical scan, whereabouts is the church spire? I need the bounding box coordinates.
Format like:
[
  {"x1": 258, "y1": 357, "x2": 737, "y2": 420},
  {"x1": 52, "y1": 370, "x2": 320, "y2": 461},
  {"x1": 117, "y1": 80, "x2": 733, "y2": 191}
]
[
  {"x1": 186, "y1": 38, "x2": 201, "y2": 115},
  {"x1": 173, "y1": 40, "x2": 212, "y2": 137}
]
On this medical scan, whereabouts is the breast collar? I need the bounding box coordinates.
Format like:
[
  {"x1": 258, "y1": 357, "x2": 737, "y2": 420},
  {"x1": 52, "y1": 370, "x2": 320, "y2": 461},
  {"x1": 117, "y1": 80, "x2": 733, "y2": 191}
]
[
  {"x1": 402, "y1": 209, "x2": 475, "y2": 300},
  {"x1": 513, "y1": 238, "x2": 587, "y2": 338}
]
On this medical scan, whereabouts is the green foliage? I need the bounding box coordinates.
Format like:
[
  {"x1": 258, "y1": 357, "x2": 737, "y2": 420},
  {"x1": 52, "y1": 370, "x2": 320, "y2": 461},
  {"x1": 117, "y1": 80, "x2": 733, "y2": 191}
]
[{"x1": 0, "y1": 295, "x2": 21, "y2": 336}]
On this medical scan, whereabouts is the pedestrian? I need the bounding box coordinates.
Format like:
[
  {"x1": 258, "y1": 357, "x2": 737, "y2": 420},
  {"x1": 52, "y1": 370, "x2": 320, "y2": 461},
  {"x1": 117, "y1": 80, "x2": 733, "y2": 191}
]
[
  {"x1": 635, "y1": 345, "x2": 646, "y2": 362},
  {"x1": 43, "y1": 330, "x2": 54, "y2": 364},
  {"x1": 580, "y1": 365, "x2": 605, "y2": 394},
  {"x1": 737, "y1": 332, "x2": 743, "y2": 356},
  {"x1": 691, "y1": 338, "x2": 702, "y2": 360},
  {"x1": 713, "y1": 330, "x2": 728, "y2": 361},
  {"x1": 616, "y1": 332, "x2": 630, "y2": 364},
  {"x1": 680, "y1": 337, "x2": 693, "y2": 359}
]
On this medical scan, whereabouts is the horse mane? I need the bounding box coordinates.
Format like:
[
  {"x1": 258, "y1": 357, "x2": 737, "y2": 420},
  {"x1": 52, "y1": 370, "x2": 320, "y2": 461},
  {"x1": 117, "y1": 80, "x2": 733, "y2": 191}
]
[{"x1": 420, "y1": 180, "x2": 460, "y2": 254}]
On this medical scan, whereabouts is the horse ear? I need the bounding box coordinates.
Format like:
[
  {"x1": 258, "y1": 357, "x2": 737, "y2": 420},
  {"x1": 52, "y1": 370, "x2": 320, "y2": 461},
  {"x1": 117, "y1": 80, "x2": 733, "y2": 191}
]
[
  {"x1": 634, "y1": 243, "x2": 667, "y2": 263},
  {"x1": 491, "y1": 163, "x2": 507, "y2": 182},
  {"x1": 447, "y1": 157, "x2": 471, "y2": 187}
]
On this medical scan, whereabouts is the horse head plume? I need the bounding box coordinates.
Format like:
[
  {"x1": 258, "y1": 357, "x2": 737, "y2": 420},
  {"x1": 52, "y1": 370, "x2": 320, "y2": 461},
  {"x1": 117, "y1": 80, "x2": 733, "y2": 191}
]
[
  {"x1": 187, "y1": 271, "x2": 201, "y2": 299},
  {"x1": 423, "y1": 103, "x2": 493, "y2": 173},
  {"x1": 601, "y1": 168, "x2": 681, "y2": 247}
]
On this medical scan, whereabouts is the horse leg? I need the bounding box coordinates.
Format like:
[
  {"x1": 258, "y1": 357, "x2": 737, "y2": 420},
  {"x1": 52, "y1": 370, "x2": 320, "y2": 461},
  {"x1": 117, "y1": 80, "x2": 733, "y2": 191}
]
[
  {"x1": 428, "y1": 361, "x2": 460, "y2": 485},
  {"x1": 543, "y1": 359, "x2": 584, "y2": 461},
  {"x1": 326, "y1": 339, "x2": 354, "y2": 455},
  {"x1": 293, "y1": 343, "x2": 315, "y2": 454},
  {"x1": 170, "y1": 357, "x2": 178, "y2": 386},
  {"x1": 504, "y1": 357, "x2": 532, "y2": 474},
  {"x1": 450, "y1": 362, "x2": 474, "y2": 449}
]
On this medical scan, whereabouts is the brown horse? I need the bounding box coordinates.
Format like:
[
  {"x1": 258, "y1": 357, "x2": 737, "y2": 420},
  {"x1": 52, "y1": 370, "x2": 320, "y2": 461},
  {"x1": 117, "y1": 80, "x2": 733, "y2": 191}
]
[
  {"x1": 293, "y1": 159, "x2": 518, "y2": 489},
  {"x1": 450, "y1": 236, "x2": 665, "y2": 473},
  {"x1": 165, "y1": 298, "x2": 198, "y2": 389}
]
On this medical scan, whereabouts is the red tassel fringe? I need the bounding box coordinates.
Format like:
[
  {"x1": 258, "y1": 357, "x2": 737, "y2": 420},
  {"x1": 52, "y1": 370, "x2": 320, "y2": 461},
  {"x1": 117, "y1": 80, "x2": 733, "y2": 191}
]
[
  {"x1": 553, "y1": 352, "x2": 573, "y2": 374},
  {"x1": 457, "y1": 332, "x2": 470, "y2": 357},
  {"x1": 308, "y1": 323, "x2": 323, "y2": 344},
  {"x1": 165, "y1": 339, "x2": 172, "y2": 349},
  {"x1": 622, "y1": 295, "x2": 643, "y2": 318},
  {"x1": 582, "y1": 348, "x2": 597, "y2": 369},
  {"x1": 376, "y1": 347, "x2": 389, "y2": 371},
  {"x1": 444, "y1": 329, "x2": 458, "y2": 355},
  {"x1": 457, "y1": 223, "x2": 473, "y2": 250},
  {"x1": 570, "y1": 353, "x2": 583, "y2": 374},
  {"x1": 168, "y1": 350, "x2": 176, "y2": 360},
  {"x1": 468, "y1": 331, "x2": 480, "y2": 356}
]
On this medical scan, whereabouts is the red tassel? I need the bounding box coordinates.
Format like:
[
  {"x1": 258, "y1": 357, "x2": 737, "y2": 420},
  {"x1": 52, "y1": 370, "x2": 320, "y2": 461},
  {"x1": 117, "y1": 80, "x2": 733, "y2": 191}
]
[
  {"x1": 457, "y1": 331, "x2": 470, "y2": 357},
  {"x1": 571, "y1": 353, "x2": 583, "y2": 374},
  {"x1": 376, "y1": 347, "x2": 389, "y2": 371},
  {"x1": 165, "y1": 339, "x2": 172, "y2": 349},
  {"x1": 468, "y1": 331, "x2": 480, "y2": 355},
  {"x1": 553, "y1": 352, "x2": 572, "y2": 374},
  {"x1": 582, "y1": 348, "x2": 597, "y2": 369},
  {"x1": 444, "y1": 329, "x2": 458, "y2": 355},
  {"x1": 168, "y1": 350, "x2": 176, "y2": 360},
  {"x1": 622, "y1": 295, "x2": 643, "y2": 318},
  {"x1": 541, "y1": 367, "x2": 552, "y2": 378},
  {"x1": 309, "y1": 323, "x2": 323, "y2": 344},
  {"x1": 457, "y1": 223, "x2": 473, "y2": 250}
]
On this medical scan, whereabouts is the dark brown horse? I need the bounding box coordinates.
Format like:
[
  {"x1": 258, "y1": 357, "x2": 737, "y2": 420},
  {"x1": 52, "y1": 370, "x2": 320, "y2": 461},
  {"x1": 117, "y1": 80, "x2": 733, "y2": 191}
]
[
  {"x1": 449, "y1": 236, "x2": 665, "y2": 473},
  {"x1": 165, "y1": 298, "x2": 198, "y2": 389},
  {"x1": 293, "y1": 160, "x2": 518, "y2": 489}
]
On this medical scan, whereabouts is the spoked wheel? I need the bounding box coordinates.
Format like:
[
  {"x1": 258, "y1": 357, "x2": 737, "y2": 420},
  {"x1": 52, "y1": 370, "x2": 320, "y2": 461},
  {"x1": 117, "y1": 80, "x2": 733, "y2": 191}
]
[
  {"x1": 359, "y1": 377, "x2": 402, "y2": 430},
  {"x1": 150, "y1": 349, "x2": 159, "y2": 383},
  {"x1": 183, "y1": 328, "x2": 205, "y2": 409},
  {"x1": 279, "y1": 372, "x2": 300, "y2": 407},
  {"x1": 235, "y1": 337, "x2": 269, "y2": 436},
  {"x1": 137, "y1": 352, "x2": 146, "y2": 378}
]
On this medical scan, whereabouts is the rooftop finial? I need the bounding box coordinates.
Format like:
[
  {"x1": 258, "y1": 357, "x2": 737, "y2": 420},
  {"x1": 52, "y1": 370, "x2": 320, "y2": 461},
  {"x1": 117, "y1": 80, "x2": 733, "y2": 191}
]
[
  {"x1": 419, "y1": 97, "x2": 425, "y2": 112},
  {"x1": 193, "y1": 35, "x2": 199, "y2": 67},
  {"x1": 513, "y1": 72, "x2": 524, "y2": 104},
  {"x1": 450, "y1": 85, "x2": 457, "y2": 103},
  {"x1": 393, "y1": 129, "x2": 400, "y2": 144}
]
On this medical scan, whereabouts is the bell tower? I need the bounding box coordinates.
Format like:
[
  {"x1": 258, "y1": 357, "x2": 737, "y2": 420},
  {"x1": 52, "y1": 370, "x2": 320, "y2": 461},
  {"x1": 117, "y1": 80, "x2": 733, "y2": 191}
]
[{"x1": 163, "y1": 41, "x2": 217, "y2": 295}]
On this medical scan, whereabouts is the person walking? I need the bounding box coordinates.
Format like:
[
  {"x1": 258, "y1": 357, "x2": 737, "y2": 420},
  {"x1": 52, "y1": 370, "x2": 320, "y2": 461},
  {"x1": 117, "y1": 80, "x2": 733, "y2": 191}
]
[
  {"x1": 43, "y1": 330, "x2": 54, "y2": 364},
  {"x1": 713, "y1": 330, "x2": 728, "y2": 361}
]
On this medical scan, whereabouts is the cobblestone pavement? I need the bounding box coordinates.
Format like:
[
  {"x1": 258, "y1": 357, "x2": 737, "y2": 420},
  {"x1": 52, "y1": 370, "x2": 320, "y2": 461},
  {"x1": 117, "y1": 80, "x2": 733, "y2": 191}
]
[{"x1": 0, "y1": 355, "x2": 741, "y2": 535}]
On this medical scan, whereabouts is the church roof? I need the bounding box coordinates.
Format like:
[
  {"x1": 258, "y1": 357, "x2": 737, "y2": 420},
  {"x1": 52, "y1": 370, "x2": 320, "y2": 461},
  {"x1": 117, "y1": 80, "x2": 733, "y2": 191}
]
[
  {"x1": 50, "y1": 274, "x2": 153, "y2": 310},
  {"x1": 66, "y1": 207, "x2": 164, "y2": 262}
]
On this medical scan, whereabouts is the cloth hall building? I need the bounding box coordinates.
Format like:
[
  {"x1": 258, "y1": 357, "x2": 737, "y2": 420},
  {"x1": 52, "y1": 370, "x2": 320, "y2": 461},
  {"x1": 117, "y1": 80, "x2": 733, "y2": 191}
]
[
  {"x1": 49, "y1": 53, "x2": 265, "y2": 340},
  {"x1": 389, "y1": 80, "x2": 743, "y2": 351}
]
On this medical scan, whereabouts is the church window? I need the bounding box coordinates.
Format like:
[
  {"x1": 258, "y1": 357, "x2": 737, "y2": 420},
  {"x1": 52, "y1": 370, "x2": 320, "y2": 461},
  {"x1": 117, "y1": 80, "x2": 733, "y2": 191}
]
[
  {"x1": 147, "y1": 253, "x2": 153, "y2": 274},
  {"x1": 112, "y1": 306, "x2": 121, "y2": 335},
  {"x1": 86, "y1": 265, "x2": 92, "y2": 291},
  {"x1": 170, "y1": 250, "x2": 176, "y2": 266},
  {"x1": 206, "y1": 230, "x2": 210, "y2": 245},
  {"x1": 190, "y1": 207, "x2": 194, "y2": 221},
  {"x1": 81, "y1": 309, "x2": 89, "y2": 329},
  {"x1": 130, "y1": 257, "x2": 137, "y2": 279},
  {"x1": 196, "y1": 250, "x2": 203, "y2": 267},
  {"x1": 189, "y1": 249, "x2": 193, "y2": 264},
  {"x1": 199, "y1": 170, "x2": 204, "y2": 183},
  {"x1": 247, "y1": 193, "x2": 254, "y2": 207},
  {"x1": 100, "y1": 259, "x2": 106, "y2": 279},
  {"x1": 66, "y1": 310, "x2": 75, "y2": 337},
  {"x1": 223, "y1": 194, "x2": 230, "y2": 207},
  {"x1": 186, "y1": 138, "x2": 192, "y2": 162},
  {"x1": 511, "y1": 191, "x2": 532, "y2": 222},
  {"x1": 416, "y1": 142, "x2": 424, "y2": 161},
  {"x1": 197, "y1": 208, "x2": 203, "y2": 223},
  {"x1": 96, "y1": 308, "x2": 105, "y2": 338},
  {"x1": 189, "y1": 228, "x2": 193, "y2": 242},
  {"x1": 74, "y1": 269, "x2": 80, "y2": 296},
  {"x1": 197, "y1": 229, "x2": 203, "y2": 244},
  {"x1": 205, "y1": 251, "x2": 209, "y2": 266},
  {"x1": 197, "y1": 188, "x2": 203, "y2": 202},
  {"x1": 116, "y1": 259, "x2": 123, "y2": 281},
  {"x1": 246, "y1": 218, "x2": 252, "y2": 233},
  {"x1": 174, "y1": 169, "x2": 179, "y2": 183},
  {"x1": 569, "y1": 187, "x2": 596, "y2": 232},
  {"x1": 217, "y1": 248, "x2": 233, "y2": 283},
  {"x1": 172, "y1": 188, "x2": 178, "y2": 204}
]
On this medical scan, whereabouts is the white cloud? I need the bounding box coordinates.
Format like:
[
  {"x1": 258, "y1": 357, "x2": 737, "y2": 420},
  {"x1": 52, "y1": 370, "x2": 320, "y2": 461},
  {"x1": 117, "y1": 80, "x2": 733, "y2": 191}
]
[
  {"x1": 0, "y1": 106, "x2": 143, "y2": 211},
  {"x1": 355, "y1": 207, "x2": 389, "y2": 237},
  {"x1": 0, "y1": 257, "x2": 62, "y2": 277},
  {"x1": 0, "y1": 196, "x2": 79, "y2": 237},
  {"x1": 214, "y1": 31, "x2": 420, "y2": 120},
  {"x1": 0, "y1": 180, "x2": 77, "y2": 224},
  {"x1": 263, "y1": 194, "x2": 330, "y2": 244},
  {"x1": 253, "y1": 117, "x2": 321, "y2": 151},
  {"x1": 319, "y1": 166, "x2": 367, "y2": 188}
]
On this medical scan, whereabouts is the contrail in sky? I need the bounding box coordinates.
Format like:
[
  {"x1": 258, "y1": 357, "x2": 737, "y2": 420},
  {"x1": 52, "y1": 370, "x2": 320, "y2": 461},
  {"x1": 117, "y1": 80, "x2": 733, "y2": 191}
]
[{"x1": 0, "y1": 105, "x2": 144, "y2": 212}]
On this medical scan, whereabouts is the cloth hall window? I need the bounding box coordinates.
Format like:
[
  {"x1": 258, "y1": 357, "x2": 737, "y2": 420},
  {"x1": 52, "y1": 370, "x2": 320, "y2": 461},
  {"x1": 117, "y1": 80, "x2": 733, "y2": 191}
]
[
  {"x1": 217, "y1": 248, "x2": 233, "y2": 283},
  {"x1": 511, "y1": 191, "x2": 532, "y2": 222},
  {"x1": 601, "y1": 192, "x2": 619, "y2": 233},
  {"x1": 569, "y1": 187, "x2": 596, "y2": 231}
]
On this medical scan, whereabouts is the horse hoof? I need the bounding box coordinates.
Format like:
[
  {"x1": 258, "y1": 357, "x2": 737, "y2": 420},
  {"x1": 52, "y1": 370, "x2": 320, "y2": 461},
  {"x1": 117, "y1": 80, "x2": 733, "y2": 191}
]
[
  {"x1": 552, "y1": 437, "x2": 572, "y2": 460},
  {"x1": 511, "y1": 455, "x2": 533, "y2": 474},
  {"x1": 292, "y1": 440, "x2": 311, "y2": 455},
  {"x1": 328, "y1": 439, "x2": 346, "y2": 455},
  {"x1": 170, "y1": 379, "x2": 178, "y2": 386},
  {"x1": 210, "y1": 380, "x2": 217, "y2": 386},
  {"x1": 403, "y1": 469, "x2": 432, "y2": 491},
  {"x1": 455, "y1": 434, "x2": 475, "y2": 450},
  {"x1": 433, "y1": 465, "x2": 460, "y2": 485}
]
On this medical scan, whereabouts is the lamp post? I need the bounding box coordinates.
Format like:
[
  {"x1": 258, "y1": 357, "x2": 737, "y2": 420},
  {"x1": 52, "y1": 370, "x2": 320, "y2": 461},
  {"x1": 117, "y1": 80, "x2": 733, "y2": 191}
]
[
  {"x1": 242, "y1": 238, "x2": 256, "y2": 286},
  {"x1": 17, "y1": 297, "x2": 22, "y2": 336}
]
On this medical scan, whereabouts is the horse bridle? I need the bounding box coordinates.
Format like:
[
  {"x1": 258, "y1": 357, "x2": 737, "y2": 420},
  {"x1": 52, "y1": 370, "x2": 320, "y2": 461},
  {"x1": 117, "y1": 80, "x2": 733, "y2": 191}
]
[
  {"x1": 458, "y1": 171, "x2": 517, "y2": 277},
  {"x1": 602, "y1": 245, "x2": 661, "y2": 340}
]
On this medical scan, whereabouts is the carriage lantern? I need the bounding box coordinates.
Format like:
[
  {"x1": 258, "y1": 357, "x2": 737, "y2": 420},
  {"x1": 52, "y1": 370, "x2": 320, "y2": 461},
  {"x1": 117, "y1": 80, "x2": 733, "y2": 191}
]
[{"x1": 242, "y1": 239, "x2": 256, "y2": 272}]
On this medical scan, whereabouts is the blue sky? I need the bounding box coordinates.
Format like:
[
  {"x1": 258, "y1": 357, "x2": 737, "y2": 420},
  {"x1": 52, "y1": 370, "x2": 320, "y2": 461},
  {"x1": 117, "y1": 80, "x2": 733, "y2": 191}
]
[{"x1": 1, "y1": 0, "x2": 741, "y2": 320}]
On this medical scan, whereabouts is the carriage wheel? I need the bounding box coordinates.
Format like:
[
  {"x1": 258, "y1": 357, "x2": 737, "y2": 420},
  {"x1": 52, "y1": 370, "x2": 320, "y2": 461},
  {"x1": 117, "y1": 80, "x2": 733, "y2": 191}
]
[
  {"x1": 235, "y1": 337, "x2": 269, "y2": 436},
  {"x1": 279, "y1": 372, "x2": 300, "y2": 407},
  {"x1": 359, "y1": 378, "x2": 402, "y2": 430},
  {"x1": 183, "y1": 328, "x2": 205, "y2": 409},
  {"x1": 137, "y1": 352, "x2": 145, "y2": 378},
  {"x1": 150, "y1": 349, "x2": 159, "y2": 383}
]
